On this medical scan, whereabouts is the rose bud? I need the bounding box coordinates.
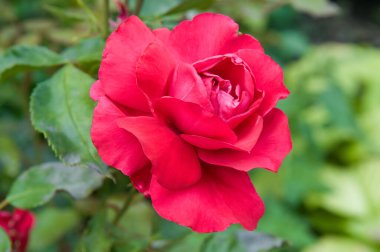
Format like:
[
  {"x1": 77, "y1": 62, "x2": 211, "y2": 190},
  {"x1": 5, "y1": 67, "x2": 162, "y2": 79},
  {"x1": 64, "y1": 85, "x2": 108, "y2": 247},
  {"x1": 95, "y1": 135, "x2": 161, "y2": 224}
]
[{"x1": 0, "y1": 209, "x2": 35, "y2": 252}]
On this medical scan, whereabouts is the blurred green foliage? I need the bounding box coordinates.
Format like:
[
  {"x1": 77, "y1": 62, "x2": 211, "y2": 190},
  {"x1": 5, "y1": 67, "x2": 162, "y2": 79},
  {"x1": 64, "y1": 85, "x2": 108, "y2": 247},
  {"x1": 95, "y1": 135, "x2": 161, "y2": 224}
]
[{"x1": 1, "y1": 0, "x2": 380, "y2": 251}]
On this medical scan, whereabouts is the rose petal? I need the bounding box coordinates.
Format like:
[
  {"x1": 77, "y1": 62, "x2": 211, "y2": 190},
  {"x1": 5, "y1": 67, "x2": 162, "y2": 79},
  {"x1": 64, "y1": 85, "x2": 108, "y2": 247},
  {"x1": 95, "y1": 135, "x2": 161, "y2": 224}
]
[
  {"x1": 91, "y1": 97, "x2": 150, "y2": 175},
  {"x1": 221, "y1": 34, "x2": 263, "y2": 54},
  {"x1": 154, "y1": 97, "x2": 237, "y2": 142},
  {"x1": 153, "y1": 27, "x2": 171, "y2": 44},
  {"x1": 169, "y1": 63, "x2": 213, "y2": 111},
  {"x1": 181, "y1": 114, "x2": 263, "y2": 152},
  {"x1": 168, "y1": 13, "x2": 239, "y2": 63},
  {"x1": 193, "y1": 54, "x2": 255, "y2": 98},
  {"x1": 90, "y1": 80, "x2": 105, "y2": 101},
  {"x1": 198, "y1": 109, "x2": 292, "y2": 172},
  {"x1": 237, "y1": 49, "x2": 290, "y2": 115},
  {"x1": 130, "y1": 163, "x2": 152, "y2": 197},
  {"x1": 151, "y1": 165, "x2": 265, "y2": 233},
  {"x1": 99, "y1": 15, "x2": 154, "y2": 111},
  {"x1": 136, "y1": 41, "x2": 178, "y2": 103},
  {"x1": 227, "y1": 90, "x2": 264, "y2": 128},
  {"x1": 117, "y1": 116, "x2": 202, "y2": 189}
]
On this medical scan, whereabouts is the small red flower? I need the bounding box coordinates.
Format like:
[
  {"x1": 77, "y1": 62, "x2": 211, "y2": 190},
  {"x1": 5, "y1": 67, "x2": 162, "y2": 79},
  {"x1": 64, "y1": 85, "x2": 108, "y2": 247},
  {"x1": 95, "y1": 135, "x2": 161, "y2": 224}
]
[
  {"x1": 0, "y1": 209, "x2": 35, "y2": 252},
  {"x1": 91, "y1": 13, "x2": 292, "y2": 232}
]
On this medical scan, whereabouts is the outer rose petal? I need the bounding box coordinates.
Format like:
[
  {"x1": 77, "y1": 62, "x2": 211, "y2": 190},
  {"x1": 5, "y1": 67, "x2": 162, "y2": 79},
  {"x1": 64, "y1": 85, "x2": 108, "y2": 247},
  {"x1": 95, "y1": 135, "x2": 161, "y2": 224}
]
[
  {"x1": 91, "y1": 97, "x2": 150, "y2": 176},
  {"x1": 90, "y1": 80, "x2": 105, "y2": 101},
  {"x1": 130, "y1": 163, "x2": 151, "y2": 197},
  {"x1": 117, "y1": 116, "x2": 202, "y2": 190},
  {"x1": 153, "y1": 28, "x2": 171, "y2": 44},
  {"x1": 99, "y1": 16, "x2": 154, "y2": 111},
  {"x1": 237, "y1": 49, "x2": 290, "y2": 115},
  {"x1": 168, "y1": 13, "x2": 239, "y2": 63},
  {"x1": 136, "y1": 41, "x2": 177, "y2": 103},
  {"x1": 150, "y1": 165, "x2": 265, "y2": 233},
  {"x1": 220, "y1": 34, "x2": 264, "y2": 54},
  {"x1": 154, "y1": 97, "x2": 237, "y2": 142},
  {"x1": 198, "y1": 109, "x2": 292, "y2": 172}
]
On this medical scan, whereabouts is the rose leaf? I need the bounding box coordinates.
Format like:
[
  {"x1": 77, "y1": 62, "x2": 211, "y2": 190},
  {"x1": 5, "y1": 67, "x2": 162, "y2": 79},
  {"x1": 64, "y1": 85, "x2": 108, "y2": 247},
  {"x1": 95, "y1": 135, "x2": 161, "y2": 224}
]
[
  {"x1": 6, "y1": 162, "x2": 104, "y2": 209},
  {"x1": 30, "y1": 64, "x2": 106, "y2": 173}
]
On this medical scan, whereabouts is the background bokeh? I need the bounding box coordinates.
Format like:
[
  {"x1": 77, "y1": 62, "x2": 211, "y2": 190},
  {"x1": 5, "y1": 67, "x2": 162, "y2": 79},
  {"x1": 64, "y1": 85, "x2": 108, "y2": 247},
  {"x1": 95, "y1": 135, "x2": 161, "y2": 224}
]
[{"x1": 1, "y1": 0, "x2": 380, "y2": 251}]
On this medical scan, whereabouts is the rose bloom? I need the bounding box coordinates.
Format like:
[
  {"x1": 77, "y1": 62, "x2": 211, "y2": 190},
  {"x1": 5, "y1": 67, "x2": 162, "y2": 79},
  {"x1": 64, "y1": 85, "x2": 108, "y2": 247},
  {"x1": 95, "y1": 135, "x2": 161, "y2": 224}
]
[
  {"x1": 0, "y1": 209, "x2": 35, "y2": 252},
  {"x1": 91, "y1": 13, "x2": 292, "y2": 232}
]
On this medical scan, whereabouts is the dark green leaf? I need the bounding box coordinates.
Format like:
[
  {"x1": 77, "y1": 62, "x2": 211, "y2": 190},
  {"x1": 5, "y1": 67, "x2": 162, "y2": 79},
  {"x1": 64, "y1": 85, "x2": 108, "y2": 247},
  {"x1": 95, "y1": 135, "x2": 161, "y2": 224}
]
[
  {"x1": 6, "y1": 162, "x2": 104, "y2": 208},
  {"x1": 0, "y1": 45, "x2": 65, "y2": 80},
  {"x1": 257, "y1": 199, "x2": 315, "y2": 248},
  {"x1": 0, "y1": 228, "x2": 11, "y2": 252},
  {"x1": 30, "y1": 65, "x2": 106, "y2": 172}
]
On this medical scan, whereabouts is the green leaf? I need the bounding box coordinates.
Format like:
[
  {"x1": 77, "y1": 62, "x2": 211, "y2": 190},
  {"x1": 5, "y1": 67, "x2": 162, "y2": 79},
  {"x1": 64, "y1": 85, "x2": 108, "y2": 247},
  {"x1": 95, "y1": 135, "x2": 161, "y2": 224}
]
[
  {"x1": 237, "y1": 231, "x2": 287, "y2": 252},
  {"x1": 140, "y1": 0, "x2": 215, "y2": 17},
  {"x1": 0, "y1": 45, "x2": 66, "y2": 80},
  {"x1": 30, "y1": 65, "x2": 105, "y2": 172},
  {"x1": 6, "y1": 162, "x2": 103, "y2": 208},
  {"x1": 163, "y1": 0, "x2": 215, "y2": 16},
  {"x1": 78, "y1": 211, "x2": 113, "y2": 252},
  {"x1": 0, "y1": 228, "x2": 11, "y2": 252},
  {"x1": 162, "y1": 233, "x2": 209, "y2": 252},
  {"x1": 257, "y1": 199, "x2": 315, "y2": 248},
  {"x1": 62, "y1": 37, "x2": 105, "y2": 64},
  {"x1": 200, "y1": 227, "x2": 245, "y2": 252},
  {"x1": 140, "y1": 0, "x2": 179, "y2": 17},
  {"x1": 29, "y1": 207, "x2": 80, "y2": 251}
]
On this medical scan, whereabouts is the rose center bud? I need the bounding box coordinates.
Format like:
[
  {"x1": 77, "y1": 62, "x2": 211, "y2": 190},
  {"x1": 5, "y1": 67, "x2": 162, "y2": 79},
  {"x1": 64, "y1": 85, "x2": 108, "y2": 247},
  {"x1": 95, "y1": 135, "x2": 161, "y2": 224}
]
[{"x1": 194, "y1": 55, "x2": 255, "y2": 120}]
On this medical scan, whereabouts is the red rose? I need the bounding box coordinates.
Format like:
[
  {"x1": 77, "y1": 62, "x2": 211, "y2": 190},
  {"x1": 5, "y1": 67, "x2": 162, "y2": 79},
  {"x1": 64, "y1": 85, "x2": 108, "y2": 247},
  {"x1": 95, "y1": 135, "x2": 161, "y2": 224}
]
[
  {"x1": 0, "y1": 209, "x2": 35, "y2": 252},
  {"x1": 91, "y1": 13, "x2": 292, "y2": 232}
]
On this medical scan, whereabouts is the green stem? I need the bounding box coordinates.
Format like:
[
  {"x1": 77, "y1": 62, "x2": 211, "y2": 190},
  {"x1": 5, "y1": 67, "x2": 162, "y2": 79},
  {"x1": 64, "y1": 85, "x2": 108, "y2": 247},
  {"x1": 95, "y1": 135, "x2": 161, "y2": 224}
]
[
  {"x1": 0, "y1": 200, "x2": 8, "y2": 210},
  {"x1": 134, "y1": 0, "x2": 144, "y2": 16},
  {"x1": 113, "y1": 188, "x2": 135, "y2": 225},
  {"x1": 103, "y1": 0, "x2": 110, "y2": 37}
]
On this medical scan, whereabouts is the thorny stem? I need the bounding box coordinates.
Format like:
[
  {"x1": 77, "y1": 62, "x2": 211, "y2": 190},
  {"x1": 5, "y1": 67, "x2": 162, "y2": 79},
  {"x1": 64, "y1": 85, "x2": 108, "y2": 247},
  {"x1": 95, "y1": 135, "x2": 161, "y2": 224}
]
[{"x1": 112, "y1": 187, "x2": 135, "y2": 225}]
